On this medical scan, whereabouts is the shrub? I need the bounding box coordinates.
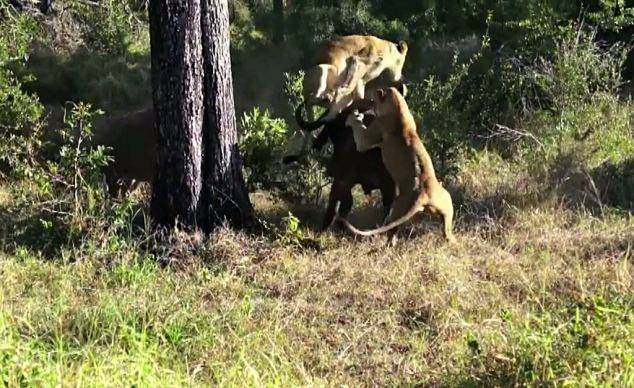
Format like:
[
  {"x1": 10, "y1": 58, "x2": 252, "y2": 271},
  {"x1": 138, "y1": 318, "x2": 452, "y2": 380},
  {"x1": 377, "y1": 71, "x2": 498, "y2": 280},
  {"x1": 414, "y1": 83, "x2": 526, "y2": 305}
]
[
  {"x1": 280, "y1": 70, "x2": 329, "y2": 204},
  {"x1": 238, "y1": 70, "x2": 329, "y2": 204},
  {"x1": 285, "y1": 0, "x2": 409, "y2": 54},
  {"x1": 239, "y1": 106, "x2": 289, "y2": 190},
  {"x1": 405, "y1": 15, "x2": 632, "y2": 187},
  {"x1": 74, "y1": 0, "x2": 136, "y2": 55},
  {"x1": 0, "y1": 9, "x2": 43, "y2": 177},
  {"x1": 26, "y1": 104, "x2": 117, "y2": 246},
  {"x1": 3, "y1": 101, "x2": 142, "y2": 258},
  {"x1": 449, "y1": 21, "x2": 630, "y2": 153},
  {"x1": 238, "y1": 106, "x2": 328, "y2": 204},
  {"x1": 533, "y1": 27, "x2": 629, "y2": 113},
  {"x1": 407, "y1": 51, "x2": 477, "y2": 179},
  {"x1": 406, "y1": 27, "x2": 490, "y2": 179}
]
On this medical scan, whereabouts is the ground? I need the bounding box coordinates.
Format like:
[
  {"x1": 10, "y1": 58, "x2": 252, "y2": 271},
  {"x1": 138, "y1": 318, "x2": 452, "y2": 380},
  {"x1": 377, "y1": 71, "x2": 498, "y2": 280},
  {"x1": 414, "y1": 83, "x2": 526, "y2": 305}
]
[{"x1": 1, "y1": 174, "x2": 632, "y2": 385}]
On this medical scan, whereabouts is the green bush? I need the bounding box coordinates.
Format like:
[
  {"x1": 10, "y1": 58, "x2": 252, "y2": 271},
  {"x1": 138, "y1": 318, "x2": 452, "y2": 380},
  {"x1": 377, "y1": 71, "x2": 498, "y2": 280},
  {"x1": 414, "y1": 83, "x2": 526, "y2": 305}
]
[
  {"x1": 534, "y1": 27, "x2": 629, "y2": 113},
  {"x1": 408, "y1": 51, "x2": 479, "y2": 179},
  {"x1": 75, "y1": 0, "x2": 136, "y2": 55},
  {"x1": 4, "y1": 102, "x2": 143, "y2": 258},
  {"x1": 239, "y1": 106, "x2": 289, "y2": 190},
  {"x1": 0, "y1": 13, "x2": 142, "y2": 254},
  {"x1": 238, "y1": 72, "x2": 329, "y2": 205},
  {"x1": 0, "y1": 9, "x2": 43, "y2": 177},
  {"x1": 403, "y1": 14, "x2": 632, "y2": 186},
  {"x1": 285, "y1": 0, "x2": 410, "y2": 57},
  {"x1": 280, "y1": 70, "x2": 329, "y2": 204}
]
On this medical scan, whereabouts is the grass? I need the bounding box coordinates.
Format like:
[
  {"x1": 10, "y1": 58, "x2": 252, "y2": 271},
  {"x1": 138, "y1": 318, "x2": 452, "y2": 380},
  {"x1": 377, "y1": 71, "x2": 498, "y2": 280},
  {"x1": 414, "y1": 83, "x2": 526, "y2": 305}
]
[
  {"x1": 1, "y1": 155, "x2": 632, "y2": 386},
  {"x1": 1, "y1": 3, "x2": 632, "y2": 386}
]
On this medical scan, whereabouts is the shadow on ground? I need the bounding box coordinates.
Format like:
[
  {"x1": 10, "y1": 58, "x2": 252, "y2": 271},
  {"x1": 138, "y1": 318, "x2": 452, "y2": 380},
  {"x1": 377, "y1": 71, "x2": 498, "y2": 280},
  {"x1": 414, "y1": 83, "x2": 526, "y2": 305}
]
[{"x1": 20, "y1": 43, "x2": 152, "y2": 114}]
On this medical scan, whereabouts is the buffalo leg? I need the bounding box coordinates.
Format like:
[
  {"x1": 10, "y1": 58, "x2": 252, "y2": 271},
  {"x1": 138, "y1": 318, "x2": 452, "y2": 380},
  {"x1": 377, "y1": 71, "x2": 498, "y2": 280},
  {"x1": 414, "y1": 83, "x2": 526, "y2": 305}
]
[
  {"x1": 379, "y1": 181, "x2": 396, "y2": 223},
  {"x1": 337, "y1": 183, "x2": 354, "y2": 219},
  {"x1": 321, "y1": 180, "x2": 352, "y2": 231}
]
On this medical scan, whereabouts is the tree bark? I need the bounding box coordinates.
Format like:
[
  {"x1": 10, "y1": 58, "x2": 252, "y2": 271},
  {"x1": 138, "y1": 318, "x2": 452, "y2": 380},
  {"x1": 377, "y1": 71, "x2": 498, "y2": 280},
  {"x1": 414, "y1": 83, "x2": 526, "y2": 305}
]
[
  {"x1": 273, "y1": 0, "x2": 286, "y2": 43},
  {"x1": 149, "y1": 0, "x2": 204, "y2": 229},
  {"x1": 199, "y1": 0, "x2": 254, "y2": 230}
]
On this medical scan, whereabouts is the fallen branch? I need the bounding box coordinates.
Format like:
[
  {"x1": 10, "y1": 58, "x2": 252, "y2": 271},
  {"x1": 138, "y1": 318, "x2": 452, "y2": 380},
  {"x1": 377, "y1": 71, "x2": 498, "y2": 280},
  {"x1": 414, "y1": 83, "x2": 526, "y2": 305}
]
[{"x1": 481, "y1": 123, "x2": 544, "y2": 149}]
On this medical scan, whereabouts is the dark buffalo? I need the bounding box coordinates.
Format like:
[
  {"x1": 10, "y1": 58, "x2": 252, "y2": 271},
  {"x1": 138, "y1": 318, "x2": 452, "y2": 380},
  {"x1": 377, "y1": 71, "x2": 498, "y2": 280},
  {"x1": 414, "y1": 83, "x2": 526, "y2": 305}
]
[{"x1": 285, "y1": 100, "x2": 395, "y2": 230}]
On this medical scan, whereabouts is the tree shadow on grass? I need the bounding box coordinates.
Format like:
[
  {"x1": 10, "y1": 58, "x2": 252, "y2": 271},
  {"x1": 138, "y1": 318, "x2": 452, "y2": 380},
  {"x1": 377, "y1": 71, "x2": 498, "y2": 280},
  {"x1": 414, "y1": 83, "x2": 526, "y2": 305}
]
[
  {"x1": 0, "y1": 201, "x2": 70, "y2": 259},
  {"x1": 252, "y1": 188, "x2": 393, "y2": 234},
  {"x1": 0, "y1": 188, "x2": 153, "y2": 262}
]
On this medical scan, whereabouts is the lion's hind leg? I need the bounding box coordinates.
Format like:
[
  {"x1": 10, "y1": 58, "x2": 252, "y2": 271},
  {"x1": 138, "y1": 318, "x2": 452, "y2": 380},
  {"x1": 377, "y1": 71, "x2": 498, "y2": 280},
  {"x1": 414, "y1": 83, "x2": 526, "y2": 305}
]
[{"x1": 424, "y1": 186, "x2": 455, "y2": 243}]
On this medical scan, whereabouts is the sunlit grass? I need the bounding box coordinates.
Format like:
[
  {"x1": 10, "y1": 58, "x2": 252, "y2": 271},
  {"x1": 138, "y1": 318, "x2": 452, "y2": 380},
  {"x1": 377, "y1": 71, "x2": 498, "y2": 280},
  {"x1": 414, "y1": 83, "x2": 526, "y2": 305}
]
[{"x1": 1, "y1": 178, "x2": 631, "y2": 385}]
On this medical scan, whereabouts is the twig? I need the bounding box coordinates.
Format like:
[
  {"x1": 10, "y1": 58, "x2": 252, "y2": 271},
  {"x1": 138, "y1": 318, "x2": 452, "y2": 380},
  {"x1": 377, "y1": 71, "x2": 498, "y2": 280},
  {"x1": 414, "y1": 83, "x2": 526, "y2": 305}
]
[
  {"x1": 581, "y1": 168, "x2": 604, "y2": 216},
  {"x1": 74, "y1": 0, "x2": 102, "y2": 7},
  {"x1": 482, "y1": 123, "x2": 544, "y2": 149}
]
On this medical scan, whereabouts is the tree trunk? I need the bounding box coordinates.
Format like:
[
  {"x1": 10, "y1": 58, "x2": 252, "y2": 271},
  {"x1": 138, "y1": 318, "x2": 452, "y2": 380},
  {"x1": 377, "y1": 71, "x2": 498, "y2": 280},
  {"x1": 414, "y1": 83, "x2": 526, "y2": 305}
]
[
  {"x1": 199, "y1": 0, "x2": 254, "y2": 230},
  {"x1": 273, "y1": 0, "x2": 285, "y2": 43},
  {"x1": 149, "y1": 0, "x2": 204, "y2": 229}
]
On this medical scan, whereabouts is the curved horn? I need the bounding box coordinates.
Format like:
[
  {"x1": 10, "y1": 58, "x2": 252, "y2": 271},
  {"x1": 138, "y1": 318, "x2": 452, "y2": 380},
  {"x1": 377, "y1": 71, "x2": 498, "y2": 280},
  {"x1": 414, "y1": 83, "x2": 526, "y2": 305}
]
[
  {"x1": 346, "y1": 98, "x2": 375, "y2": 113},
  {"x1": 395, "y1": 82, "x2": 408, "y2": 98},
  {"x1": 294, "y1": 103, "x2": 329, "y2": 132}
]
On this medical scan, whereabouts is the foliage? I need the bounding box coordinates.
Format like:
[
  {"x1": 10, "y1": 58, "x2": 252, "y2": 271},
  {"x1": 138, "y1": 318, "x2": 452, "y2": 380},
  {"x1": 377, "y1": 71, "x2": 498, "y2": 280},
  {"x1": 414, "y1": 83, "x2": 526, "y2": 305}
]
[
  {"x1": 282, "y1": 70, "x2": 304, "y2": 111},
  {"x1": 285, "y1": 0, "x2": 409, "y2": 56},
  {"x1": 40, "y1": 104, "x2": 112, "y2": 237},
  {"x1": 280, "y1": 71, "x2": 330, "y2": 204},
  {"x1": 0, "y1": 9, "x2": 43, "y2": 178},
  {"x1": 239, "y1": 106, "x2": 289, "y2": 190},
  {"x1": 3, "y1": 102, "x2": 142, "y2": 257},
  {"x1": 534, "y1": 27, "x2": 629, "y2": 113},
  {"x1": 74, "y1": 0, "x2": 137, "y2": 55},
  {"x1": 502, "y1": 23, "x2": 630, "y2": 158},
  {"x1": 229, "y1": 0, "x2": 270, "y2": 50},
  {"x1": 408, "y1": 19, "x2": 632, "y2": 174},
  {"x1": 279, "y1": 211, "x2": 304, "y2": 245},
  {"x1": 408, "y1": 49, "x2": 482, "y2": 178},
  {"x1": 239, "y1": 71, "x2": 329, "y2": 204},
  {"x1": 586, "y1": 0, "x2": 634, "y2": 32},
  {"x1": 238, "y1": 105, "x2": 328, "y2": 204}
]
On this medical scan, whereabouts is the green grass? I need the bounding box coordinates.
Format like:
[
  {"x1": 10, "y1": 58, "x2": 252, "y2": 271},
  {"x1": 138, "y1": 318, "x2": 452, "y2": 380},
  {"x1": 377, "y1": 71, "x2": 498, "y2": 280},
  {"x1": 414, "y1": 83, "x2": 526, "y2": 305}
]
[{"x1": 1, "y1": 159, "x2": 632, "y2": 386}]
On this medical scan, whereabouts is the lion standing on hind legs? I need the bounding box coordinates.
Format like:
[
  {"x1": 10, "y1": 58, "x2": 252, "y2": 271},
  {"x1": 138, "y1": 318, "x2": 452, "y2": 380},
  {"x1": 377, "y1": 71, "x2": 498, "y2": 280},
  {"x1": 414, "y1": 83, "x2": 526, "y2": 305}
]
[
  {"x1": 338, "y1": 87, "x2": 456, "y2": 245},
  {"x1": 284, "y1": 34, "x2": 409, "y2": 170},
  {"x1": 294, "y1": 34, "x2": 409, "y2": 130}
]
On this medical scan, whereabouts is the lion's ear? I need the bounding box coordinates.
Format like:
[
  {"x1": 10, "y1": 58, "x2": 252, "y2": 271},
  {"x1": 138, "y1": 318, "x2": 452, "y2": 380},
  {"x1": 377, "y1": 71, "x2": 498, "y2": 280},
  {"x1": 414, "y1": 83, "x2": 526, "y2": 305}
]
[{"x1": 397, "y1": 41, "x2": 408, "y2": 54}]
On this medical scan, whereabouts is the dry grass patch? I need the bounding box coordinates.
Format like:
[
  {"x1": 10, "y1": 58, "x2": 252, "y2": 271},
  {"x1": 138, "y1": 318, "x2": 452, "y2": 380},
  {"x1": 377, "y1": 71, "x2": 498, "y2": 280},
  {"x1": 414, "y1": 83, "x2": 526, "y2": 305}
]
[{"x1": 0, "y1": 181, "x2": 632, "y2": 385}]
